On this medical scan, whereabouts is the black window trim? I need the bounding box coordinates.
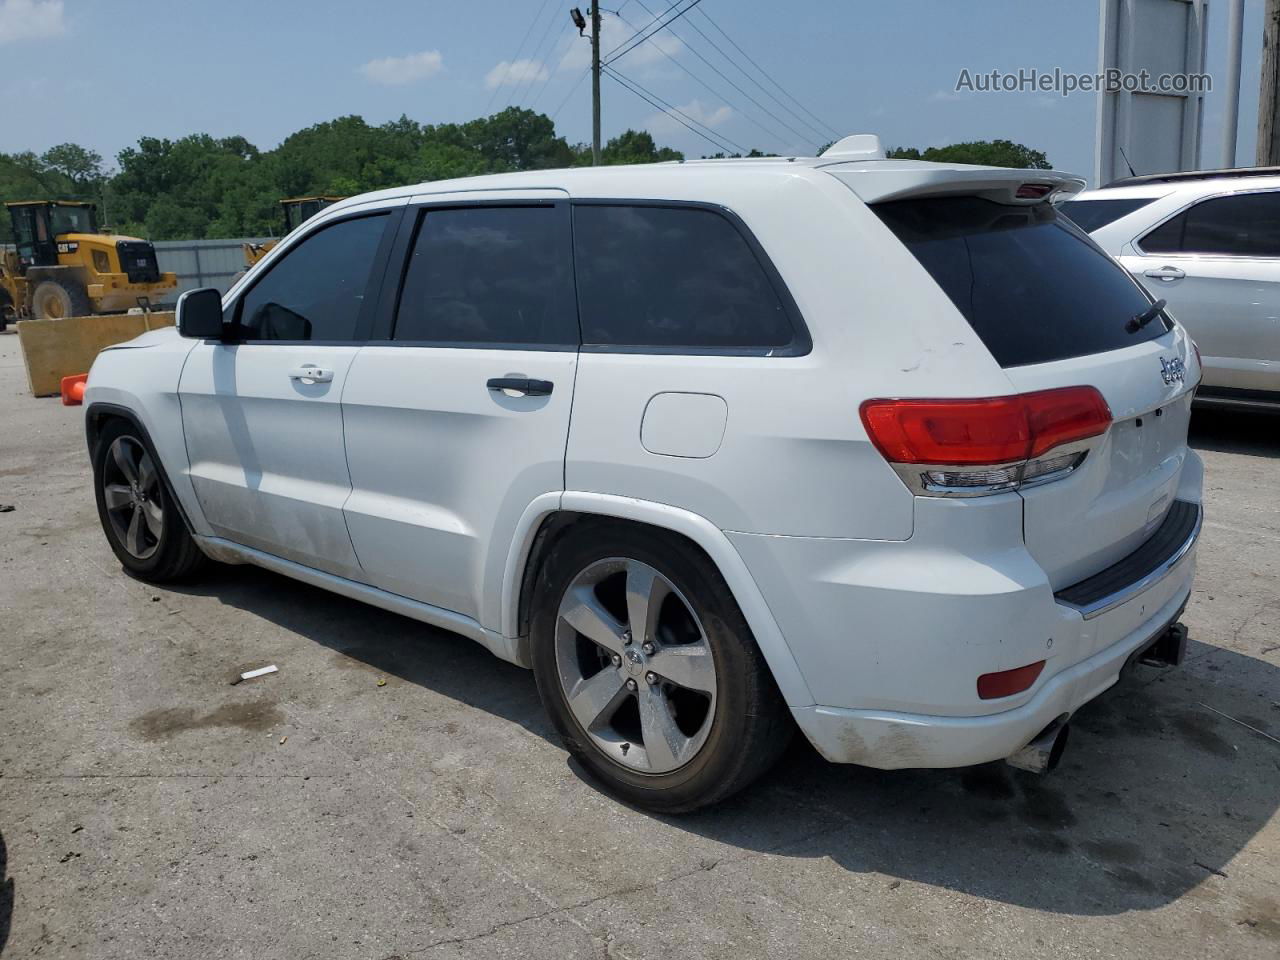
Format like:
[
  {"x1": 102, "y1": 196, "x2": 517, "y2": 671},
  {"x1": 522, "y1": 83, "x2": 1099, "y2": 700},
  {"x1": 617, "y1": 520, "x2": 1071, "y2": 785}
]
[
  {"x1": 1133, "y1": 187, "x2": 1280, "y2": 260},
  {"x1": 570, "y1": 198, "x2": 812, "y2": 358},
  {"x1": 222, "y1": 206, "x2": 404, "y2": 346},
  {"x1": 371, "y1": 198, "x2": 579, "y2": 352}
]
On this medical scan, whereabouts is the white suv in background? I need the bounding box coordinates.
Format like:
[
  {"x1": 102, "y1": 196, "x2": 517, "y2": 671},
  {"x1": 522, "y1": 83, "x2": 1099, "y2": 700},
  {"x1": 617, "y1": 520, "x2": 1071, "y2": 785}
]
[
  {"x1": 84, "y1": 137, "x2": 1202, "y2": 811},
  {"x1": 1063, "y1": 168, "x2": 1280, "y2": 408}
]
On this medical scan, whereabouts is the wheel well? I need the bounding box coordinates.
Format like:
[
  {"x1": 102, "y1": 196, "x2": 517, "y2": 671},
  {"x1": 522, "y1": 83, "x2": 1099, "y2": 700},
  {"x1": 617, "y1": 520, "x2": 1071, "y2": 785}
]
[
  {"x1": 84, "y1": 405, "x2": 128, "y2": 455},
  {"x1": 84, "y1": 405, "x2": 198, "y2": 537},
  {"x1": 515, "y1": 511, "x2": 726, "y2": 643}
]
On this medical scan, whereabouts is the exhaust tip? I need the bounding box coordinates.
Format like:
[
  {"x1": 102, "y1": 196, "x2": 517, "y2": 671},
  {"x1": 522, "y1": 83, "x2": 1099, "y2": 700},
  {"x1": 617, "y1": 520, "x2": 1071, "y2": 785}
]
[{"x1": 1005, "y1": 718, "x2": 1070, "y2": 774}]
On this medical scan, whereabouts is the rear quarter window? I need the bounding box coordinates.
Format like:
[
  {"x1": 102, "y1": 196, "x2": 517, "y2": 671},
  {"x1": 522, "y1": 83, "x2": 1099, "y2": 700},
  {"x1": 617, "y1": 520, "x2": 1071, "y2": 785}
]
[
  {"x1": 572, "y1": 203, "x2": 805, "y2": 353},
  {"x1": 1058, "y1": 196, "x2": 1157, "y2": 232},
  {"x1": 873, "y1": 196, "x2": 1169, "y2": 368}
]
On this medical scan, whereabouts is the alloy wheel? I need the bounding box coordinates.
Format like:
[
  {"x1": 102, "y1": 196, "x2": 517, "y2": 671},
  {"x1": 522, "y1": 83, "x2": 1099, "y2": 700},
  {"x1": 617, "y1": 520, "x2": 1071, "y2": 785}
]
[
  {"x1": 554, "y1": 557, "x2": 717, "y2": 774},
  {"x1": 102, "y1": 436, "x2": 164, "y2": 560}
]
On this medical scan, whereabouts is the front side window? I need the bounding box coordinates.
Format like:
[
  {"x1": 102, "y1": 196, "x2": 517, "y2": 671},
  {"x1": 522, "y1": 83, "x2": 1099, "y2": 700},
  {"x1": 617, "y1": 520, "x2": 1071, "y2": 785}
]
[
  {"x1": 572, "y1": 204, "x2": 799, "y2": 352},
  {"x1": 237, "y1": 213, "x2": 387, "y2": 341},
  {"x1": 1140, "y1": 192, "x2": 1280, "y2": 257},
  {"x1": 393, "y1": 205, "x2": 575, "y2": 346}
]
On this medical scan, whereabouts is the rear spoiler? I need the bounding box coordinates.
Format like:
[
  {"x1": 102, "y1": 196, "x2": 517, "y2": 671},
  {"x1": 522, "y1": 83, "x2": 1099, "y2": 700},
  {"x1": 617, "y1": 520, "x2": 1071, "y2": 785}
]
[{"x1": 822, "y1": 163, "x2": 1088, "y2": 206}]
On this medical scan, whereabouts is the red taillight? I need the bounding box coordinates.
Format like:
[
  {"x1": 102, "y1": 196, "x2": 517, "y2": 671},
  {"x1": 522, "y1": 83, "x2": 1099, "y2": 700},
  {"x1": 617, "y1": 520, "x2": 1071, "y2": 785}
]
[
  {"x1": 860, "y1": 387, "x2": 1112, "y2": 466},
  {"x1": 977, "y1": 660, "x2": 1045, "y2": 699}
]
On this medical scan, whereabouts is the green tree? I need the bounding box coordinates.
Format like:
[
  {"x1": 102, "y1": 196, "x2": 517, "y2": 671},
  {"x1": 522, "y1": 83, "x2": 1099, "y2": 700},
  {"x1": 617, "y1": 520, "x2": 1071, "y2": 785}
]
[
  {"x1": 587, "y1": 130, "x2": 684, "y2": 165},
  {"x1": 40, "y1": 143, "x2": 106, "y2": 191},
  {"x1": 2, "y1": 108, "x2": 685, "y2": 242},
  {"x1": 888, "y1": 139, "x2": 1050, "y2": 169}
]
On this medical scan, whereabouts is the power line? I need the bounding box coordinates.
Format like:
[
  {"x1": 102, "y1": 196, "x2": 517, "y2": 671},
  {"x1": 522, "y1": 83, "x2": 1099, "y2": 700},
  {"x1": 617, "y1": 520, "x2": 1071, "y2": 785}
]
[
  {"x1": 485, "y1": 0, "x2": 554, "y2": 115},
  {"x1": 603, "y1": 0, "x2": 684, "y2": 61},
  {"x1": 691, "y1": 8, "x2": 839, "y2": 140},
  {"x1": 506, "y1": 0, "x2": 564, "y2": 110},
  {"x1": 691, "y1": 7, "x2": 838, "y2": 140},
  {"x1": 605, "y1": 66, "x2": 736, "y2": 154},
  {"x1": 550, "y1": 66, "x2": 591, "y2": 121},
  {"x1": 604, "y1": 0, "x2": 706, "y2": 67},
  {"x1": 605, "y1": 64, "x2": 746, "y2": 154},
  {"x1": 625, "y1": 0, "x2": 815, "y2": 148},
  {"x1": 616, "y1": 5, "x2": 793, "y2": 151}
]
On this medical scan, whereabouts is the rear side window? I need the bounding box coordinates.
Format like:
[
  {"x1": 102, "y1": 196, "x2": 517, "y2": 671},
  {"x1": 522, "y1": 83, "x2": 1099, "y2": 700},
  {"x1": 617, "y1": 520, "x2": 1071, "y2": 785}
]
[
  {"x1": 874, "y1": 197, "x2": 1166, "y2": 368},
  {"x1": 393, "y1": 205, "x2": 576, "y2": 346},
  {"x1": 1058, "y1": 197, "x2": 1156, "y2": 232},
  {"x1": 1140, "y1": 192, "x2": 1280, "y2": 257},
  {"x1": 572, "y1": 204, "x2": 800, "y2": 352}
]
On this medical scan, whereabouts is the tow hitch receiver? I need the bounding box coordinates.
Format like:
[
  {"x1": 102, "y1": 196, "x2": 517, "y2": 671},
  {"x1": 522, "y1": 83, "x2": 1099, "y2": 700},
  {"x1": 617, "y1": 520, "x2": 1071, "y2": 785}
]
[{"x1": 1137, "y1": 622, "x2": 1188, "y2": 668}]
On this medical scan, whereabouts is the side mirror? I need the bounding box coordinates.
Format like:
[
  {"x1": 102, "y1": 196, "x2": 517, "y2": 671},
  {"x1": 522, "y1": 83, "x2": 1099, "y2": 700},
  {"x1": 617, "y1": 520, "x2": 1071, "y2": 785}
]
[{"x1": 177, "y1": 287, "x2": 225, "y2": 339}]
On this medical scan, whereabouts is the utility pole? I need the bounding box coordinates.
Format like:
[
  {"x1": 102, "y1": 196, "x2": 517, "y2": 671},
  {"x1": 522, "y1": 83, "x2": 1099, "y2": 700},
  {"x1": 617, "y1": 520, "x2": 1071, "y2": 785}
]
[
  {"x1": 1261, "y1": 0, "x2": 1280, "y2": 166},
  {"x1": 591, "y1": 0, "x2": 602, "y2": 165}
]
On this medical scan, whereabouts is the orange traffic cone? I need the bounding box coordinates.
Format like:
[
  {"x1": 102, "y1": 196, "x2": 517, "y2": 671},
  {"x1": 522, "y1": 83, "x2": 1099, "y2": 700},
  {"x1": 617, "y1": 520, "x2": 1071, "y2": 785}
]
[{"x1": 60, "y1": 373, "x2": 88, "y2": 406}]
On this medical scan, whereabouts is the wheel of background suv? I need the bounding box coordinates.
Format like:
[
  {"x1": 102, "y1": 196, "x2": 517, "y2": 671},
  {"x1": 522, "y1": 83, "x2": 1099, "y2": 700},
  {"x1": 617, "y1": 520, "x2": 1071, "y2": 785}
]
[
  {"x1": 92, "y1": 419, "x2": 206, "y2": 582},
  {"x1": 530, "y1": 521, "x2": 792, "y2": 812},
  {"x1": 30, "y1": 279, "x2": 91, "y2": 320}
]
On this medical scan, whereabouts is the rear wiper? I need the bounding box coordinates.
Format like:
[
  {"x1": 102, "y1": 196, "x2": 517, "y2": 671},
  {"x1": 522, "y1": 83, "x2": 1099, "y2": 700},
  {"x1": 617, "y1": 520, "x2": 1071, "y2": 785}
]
[{"x1": 1126, "y1": 298, "x2": 1167, "y2": 334}]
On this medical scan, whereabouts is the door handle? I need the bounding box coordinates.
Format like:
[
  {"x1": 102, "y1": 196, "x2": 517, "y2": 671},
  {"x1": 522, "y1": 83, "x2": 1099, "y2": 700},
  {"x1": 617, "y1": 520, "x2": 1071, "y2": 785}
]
[
  {"x1": 288, "y1": 365, "x2": 334, "y2": 383},
  {"x1": 1143, "y1": 266, "x2": 1186, "y2": 281},
  {"x1": 487, "y1": 376, "x2": 554, "y2": 397}
]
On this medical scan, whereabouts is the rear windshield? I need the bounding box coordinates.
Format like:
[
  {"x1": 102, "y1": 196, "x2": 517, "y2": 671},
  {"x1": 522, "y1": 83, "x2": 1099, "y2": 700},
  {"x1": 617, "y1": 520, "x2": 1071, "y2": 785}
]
[
  {"x1": 1058, "y1": 197, "x2": 1156, "y2": 232},
  {"x1": 873, "y1": 196, "x2": 1169, "y2": 368}
]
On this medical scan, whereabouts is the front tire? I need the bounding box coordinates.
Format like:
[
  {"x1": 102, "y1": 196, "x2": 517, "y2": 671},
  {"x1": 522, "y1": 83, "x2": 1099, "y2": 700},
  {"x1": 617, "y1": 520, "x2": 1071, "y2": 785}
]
[
  {"x1": 92, "y1": 419, "x2": 206, "y2": 582},
  {"x1": 530, "y1": 521, "x2": 792, "y2": 812},
  {"x1": 30, "y1": 278, "x2": 91, "y2": 320}
]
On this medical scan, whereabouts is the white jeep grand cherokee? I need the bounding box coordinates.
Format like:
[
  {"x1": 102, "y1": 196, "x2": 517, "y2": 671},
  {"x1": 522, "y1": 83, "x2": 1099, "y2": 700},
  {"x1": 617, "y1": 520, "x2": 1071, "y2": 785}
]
[{"x1": 85, "y1": 136, "x2": 1203, "y2": 811}]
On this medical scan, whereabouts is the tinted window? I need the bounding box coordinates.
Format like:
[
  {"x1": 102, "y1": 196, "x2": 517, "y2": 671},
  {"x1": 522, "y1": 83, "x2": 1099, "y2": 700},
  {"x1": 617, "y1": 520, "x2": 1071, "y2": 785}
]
[
  {"x1": 1141, "y1": 192, "x2": 1280, "y2": 256},
  {"x1": 238, "y1": 214, "x2": 387, "y2": 341},
  {"x1": 1059, "y1": 197, "x2": 1155, "y2": 232},
  {"x1": 874, "y1": 197, "x2": 1167, "y2": 368},
  {"x1": 393, "y1": 205, "x2": 575, "y2": 346},
  {"x1": 573, "y1": 204, "x2": 796, "y2": 351}
]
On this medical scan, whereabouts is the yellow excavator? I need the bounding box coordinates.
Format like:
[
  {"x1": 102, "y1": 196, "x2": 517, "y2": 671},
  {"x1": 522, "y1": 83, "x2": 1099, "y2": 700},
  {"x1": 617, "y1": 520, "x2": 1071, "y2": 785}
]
[
  {"x1": 0, "y1": 201, "x2": 177, "y2": 327},
  {"x1": 242, "y1": 196, "x2": 346, "y2": 269}
]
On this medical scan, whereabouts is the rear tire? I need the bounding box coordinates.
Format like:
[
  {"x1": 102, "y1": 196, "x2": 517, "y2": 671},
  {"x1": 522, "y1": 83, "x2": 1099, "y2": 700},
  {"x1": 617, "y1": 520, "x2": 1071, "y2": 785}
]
[
  {"x1": 30, "y1": 279, "x2": 91, "y2": 320},
  {"x1": 530, "y1": 520, "x2": 792, "y2": 812},
  {"x1": 92, "y1": 419, "x2": 207, "y2": 582}
]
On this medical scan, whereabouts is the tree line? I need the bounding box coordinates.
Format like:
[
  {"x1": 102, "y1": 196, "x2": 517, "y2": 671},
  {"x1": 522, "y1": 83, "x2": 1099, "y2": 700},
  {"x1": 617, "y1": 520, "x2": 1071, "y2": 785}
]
[{"x1": 0, "y1": 106, "x2": 1050, "y2": 243}]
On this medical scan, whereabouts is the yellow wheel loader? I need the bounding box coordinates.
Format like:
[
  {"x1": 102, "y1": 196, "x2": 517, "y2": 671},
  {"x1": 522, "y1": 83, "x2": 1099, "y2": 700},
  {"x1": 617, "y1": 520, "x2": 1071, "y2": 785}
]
[
  {"x1": 242, "y1": 196, "x2": 345, "y2": 269},
  {"x1": 0, "y1": 201, "x2": 178, "y2": 326}
]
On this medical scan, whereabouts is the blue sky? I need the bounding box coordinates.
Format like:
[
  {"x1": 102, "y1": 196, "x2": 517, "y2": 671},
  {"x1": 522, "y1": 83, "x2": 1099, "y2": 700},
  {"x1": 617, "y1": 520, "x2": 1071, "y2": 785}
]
[{"x1": 0, "y1": 0, "x2": 1266, "y2": 182}]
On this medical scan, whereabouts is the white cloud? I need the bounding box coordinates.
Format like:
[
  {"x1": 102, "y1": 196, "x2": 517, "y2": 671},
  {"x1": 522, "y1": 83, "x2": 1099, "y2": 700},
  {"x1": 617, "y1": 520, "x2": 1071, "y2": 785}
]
[
  {"x1": 485, "y1": 58, "x2": 549, "y2": 89},
  {"x1": 0, "y1": 0, "x2": 65, "y2": 45},
  {"x1": 648, "y1": 99, "x2": 733, "y2": 136},
  {"x1": 358, "y1": 49, "x2": 444, "y2": 86},
  {"x1": 556, "y1": 16, "x2": 683, "y2": 72},
  {"x1": 930, "y1": 89, "x2": 968, "y2": 103}
]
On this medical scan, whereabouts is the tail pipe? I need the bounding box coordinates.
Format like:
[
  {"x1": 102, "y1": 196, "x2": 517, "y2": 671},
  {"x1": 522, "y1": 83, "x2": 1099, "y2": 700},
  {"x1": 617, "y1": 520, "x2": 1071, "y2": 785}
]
[{"x1": 1005, "y1": 717, "x2": 1070, "y2": 774}]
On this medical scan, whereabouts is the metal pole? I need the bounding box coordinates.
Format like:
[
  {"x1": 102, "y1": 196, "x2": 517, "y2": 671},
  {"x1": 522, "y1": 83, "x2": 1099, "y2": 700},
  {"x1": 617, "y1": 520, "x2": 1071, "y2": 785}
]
[
  {"x1": 591, "y1": 0, "x2": 602, "y2": 165},
  {"x1": 1222, "y1": 0, "x2": 1245, "y2": 167}
]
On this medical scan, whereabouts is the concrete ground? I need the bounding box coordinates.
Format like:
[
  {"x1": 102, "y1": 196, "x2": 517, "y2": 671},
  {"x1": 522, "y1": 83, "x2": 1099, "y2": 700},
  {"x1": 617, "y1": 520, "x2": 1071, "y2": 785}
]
[{"x1": 0, "y1": 329, "x2": 1277, "y2": 960}]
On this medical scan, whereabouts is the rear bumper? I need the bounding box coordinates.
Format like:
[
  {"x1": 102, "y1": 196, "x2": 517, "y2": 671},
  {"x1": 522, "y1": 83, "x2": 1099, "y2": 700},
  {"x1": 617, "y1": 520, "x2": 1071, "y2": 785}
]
[
  {"x1": 793, "y1": 574, "x2": 1193, "y2": 769},
  {"x1": 728, "y1": 461, "x2": 1204, "y2": 769}
]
